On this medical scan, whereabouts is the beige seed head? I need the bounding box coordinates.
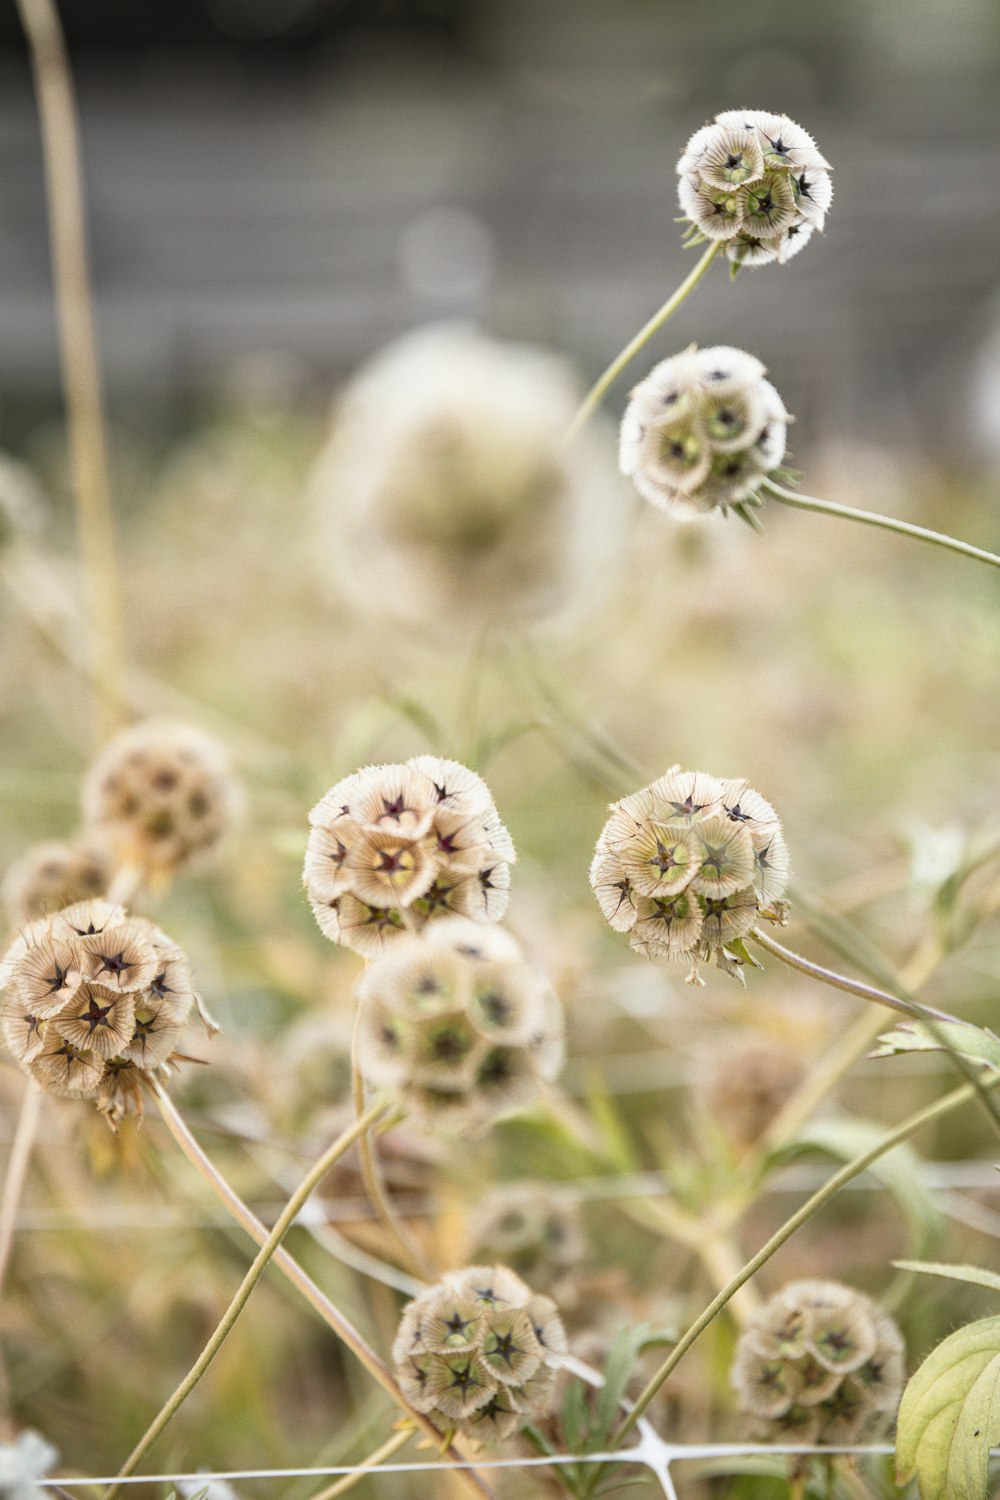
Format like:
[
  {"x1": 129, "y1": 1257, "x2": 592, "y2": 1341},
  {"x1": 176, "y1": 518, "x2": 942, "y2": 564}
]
[{"x1": 2, "y1": 838, "x2": 112, "y2": 926}]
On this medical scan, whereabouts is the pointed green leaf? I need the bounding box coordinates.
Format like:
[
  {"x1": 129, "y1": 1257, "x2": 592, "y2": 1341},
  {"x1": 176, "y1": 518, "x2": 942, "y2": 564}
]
[
  {"x1": 893, "y1": 1262, "x2": 1000, "y2": 1295},
  {"x1": 896, "y1": 1314, "x2": 1000, "y2": 1499},
  {"x1": 870, "y1": 1021, "x2": 1000, "y2": 1073}
]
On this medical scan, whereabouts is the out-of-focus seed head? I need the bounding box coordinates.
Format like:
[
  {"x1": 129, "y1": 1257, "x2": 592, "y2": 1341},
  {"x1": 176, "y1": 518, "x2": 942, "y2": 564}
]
[
  {"x1": 393, "y1": 1263, "x2": 567, "y2": 1440},
  {"x1": 304, "y1": 757, "x2": 516, "y2": 957},
  {"x1": 589, "y1": 767, "x2": 788, "y2": 984},
  {"x1": 677, "y1": 109, "x2": 832, "y2": 268},
  {"x1": 468, "y1": 1186, "x2": 585, "y2": 1294},
  {"x1": 0, "y1": 905, "x2": 198, "y2": 1126},
  {"x1": 355, "y1": 917, "x2": 564, "y2": 1132},
  {"x1": 82, "y1": 719, "x2": 241, "y2": 880},
  {"x1": 0, "y1": 1429, "x2": 60, "y2": 1499},
  {"x1": 310, "y1": 324, "x2": 627, "y2": 632},
  {"x1": 696, "y1": 1039, "x2": 806, "y2": 1149},
  {"x1": 732, "y1": 1281, "x2": 905, "y2": 1448},
  {"x1": 619, "y1": 346, "x2": 790, "y2": 519},
  {"x1": 2, "y1": 839, "x2": 113, "y2": 927}
]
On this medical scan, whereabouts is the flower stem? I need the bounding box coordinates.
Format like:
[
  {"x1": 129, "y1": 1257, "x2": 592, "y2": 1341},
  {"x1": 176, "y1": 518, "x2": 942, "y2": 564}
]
[
  {"x1": 14, "y1": 0, "x2": 126, "y2": 744},
  {"x1": 151, "y1": 1087, "x2": 498, "y2": 1500},
  {"x1": 762, "y1": 478, "x2": 1000, "y2": 574},
  {"x1": 351, "y1": 1008, "x2": 437, "y2": 1282},
  {"x1": 0, "y1": 1081, "x2": 42, "y2": 1306},
  {"x1": 565, "y1": 241, "x2": 721, "y2": 441},
  {"x1": 305, "y1": 1427, "x2": 414, "y2": 1500}
]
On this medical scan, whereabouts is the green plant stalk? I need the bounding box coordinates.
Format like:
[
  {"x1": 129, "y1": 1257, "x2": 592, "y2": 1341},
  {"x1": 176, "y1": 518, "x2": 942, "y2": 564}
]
[
  {"x1": 151, "y1": 1087, "x2": 498, "y2": 1500},
  {"x1": 15, "y1": 0, "x2": 126, "y2": 744},
  {"x1": 305, "y1": 1427, "x2": 413, "y2": 1500},
  {"x1": 762, "y1": 479, "x2": 1000, "y2": 574},
  {"x1": 566, "y1": 241, "x2": 721, "y2": 441},
  {"x1": 594, "y1": 1070, "x2": 1000, "y2": 1476}
]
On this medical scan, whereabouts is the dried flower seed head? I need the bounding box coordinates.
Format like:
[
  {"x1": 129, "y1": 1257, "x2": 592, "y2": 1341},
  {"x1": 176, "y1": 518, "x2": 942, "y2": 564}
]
[
  {"x1": 0, "y1": 904, "x2": 198, "y2": 1125},
  {"x1": 732, "y1": 1281, "x2": 904, "y2": 1447},
  {"x1": 310, "y1": 324, "x2": 626, "y2": 631},
  {"x1": 305, "y1": 758, "x2": 516, "y2": 956},
  {"x1": 2, "y1": 838, "x2": 112, "y2": 926},
  {"x1": 469, "y1": 1187, "x2": 585, "y2": 1294},
  {"x1": 697, "y1": 1039, "x2": 806, "y2": 1149},
  {"x1": 393, "y1": 1263, "x2": 566, "y2": 1440},
  {"x1": 590, "y1": 766, "x2": 788, "y2": 983},
  {"x1": 82, "y1": 719, "x2": 240, "y2": 879},
  {"x1": 356, "y1": 917, "x2": 564, "y2": 1132},
  {"x1": 677, "y1": 109, "x2": 832, "y2": 268},
  {"x1": 620, "y1": 346, "x2": 790, "y2": 518}
]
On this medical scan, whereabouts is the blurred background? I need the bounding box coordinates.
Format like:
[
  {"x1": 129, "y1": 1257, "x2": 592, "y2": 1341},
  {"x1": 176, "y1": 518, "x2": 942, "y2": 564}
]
[{"x1": 3, "y1": 2, "x2": 1000, "y2": 1495}]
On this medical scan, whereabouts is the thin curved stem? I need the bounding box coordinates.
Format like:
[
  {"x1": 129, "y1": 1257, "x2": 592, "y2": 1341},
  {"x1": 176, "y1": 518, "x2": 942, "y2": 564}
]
[
  {"x1": 104, "y1": 1098, "x2": 390, "y2": 1497},
  {"x1": 151, "y1": 1088, "x2": 497, "y2": 1500},
  {"x1": 15, "y1": 0, "x2": 126, "y2": 743},
  {"x1": 0, "y1": 1081, "x2": 42, "y2": 1303},
  {"x1": 351, "y1": 1008, "x2": 437, "y2": 1282},
  {"x1": 566, "y1": 241, "x2": 721, "y2": 441},
  {"x1": 606, "y1": 1070, "x2": 1000, "y2": 1454},
  {"x1": 305, "y1": 1427, "x2": 413, "y2": 1500},
  {"x1": 762, "y1": 479, "x2": 1000, "y2": 574}
]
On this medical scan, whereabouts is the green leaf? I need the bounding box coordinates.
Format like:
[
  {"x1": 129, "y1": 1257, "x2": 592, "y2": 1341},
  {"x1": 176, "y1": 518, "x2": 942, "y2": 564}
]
[
  {"x1": 896, "y1": 1315, "x2": 1000, "y2": 1499},
  {"x1": 594, "y1": 1324, "x2": 668, "y2": 1443},
  {"x1": 870, "y1": 1021, "x2": 1000, "y2": 1073},
  {"x1": 893, "y1": 1261, "x2": 1000, "y2": 1295},
  {"x1": 561, "y1": 1375, "x2": 589, "y2": 1453}
]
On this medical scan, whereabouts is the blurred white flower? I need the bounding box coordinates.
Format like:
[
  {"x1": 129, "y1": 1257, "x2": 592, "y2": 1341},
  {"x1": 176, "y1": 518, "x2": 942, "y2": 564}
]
[{"x1": 0, "y1": 1431, "x2": 59, "y2": 1500}]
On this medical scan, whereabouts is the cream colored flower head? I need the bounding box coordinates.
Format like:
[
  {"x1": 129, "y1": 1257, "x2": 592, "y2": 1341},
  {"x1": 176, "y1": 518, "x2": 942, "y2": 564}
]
[
  {"x1": 619, "y1": 345, "x2": 790, "y2": 518},
  {"x1": 732, "y1": 1280, "x2": 904, "y2": 1447},
  {"x1": 590, "y1": 765, "x2": 788, "y2": 983},
  {"x1": 310, "y1": 324, "x2": 626, "y2": 631},
  {"x1": 0, "y1": 901, "x2": 197, "y2": 1126},
  {"x1": 82, "y1": 719, "x2": 240, "y2": 880},
  {"x1": 2, "y1": 838, "x2": 112, "y2": 927},
  {"x1": 304, "y1": 756, "x2": 516, "y2": 956},
  {"x1": 393, "y1": 1263, "x2": 567, "y2": 1440},
  {"x1": 677, "y1": 109, "x2": 832, "y2": 267},
  {"x1": 356, "y1": 917, "x2": 564, "y2": 1132}
]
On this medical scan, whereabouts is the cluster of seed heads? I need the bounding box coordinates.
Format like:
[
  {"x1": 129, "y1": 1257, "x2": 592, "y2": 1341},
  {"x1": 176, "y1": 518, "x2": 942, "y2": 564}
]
[
  {"x1": 83, "y1": 719, "x2": 240, "y2": 880},
  {"x1": 677, "y1": 108, "x2": 832, "y2": 267},
  {"x1": 393, "y1": 1264, "x2": 567, "y2": 1440},
  {"x1": 356, "y1": 917, "x2": 564, "y2": 1131},
  {"x1": 2, "y1": 839, "x2": 112, "y2": 927},
  {"x1": 619, "y1": 345, "x2": 790, "y2": 517},
  {"x1": 304, "y1": 757, "x2": 515, "y2": 956},
  {"x1": 732, "y1": 1281, "x2": 905, "y2": 1449},
  {"x1": 590, "y1": 766, "x2": 788, "y2": 983},
  {"x1": 0, "y1": 899, "x2": 196, "y2": 1126}
]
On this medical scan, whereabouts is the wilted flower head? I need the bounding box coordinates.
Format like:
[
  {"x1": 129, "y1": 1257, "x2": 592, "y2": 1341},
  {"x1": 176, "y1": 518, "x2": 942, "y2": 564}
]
[
  {"x1": 356, "y1": 917, "x2": 564, "y2": 1131},
  {"x1": 469, "y1": 1186, "x2": 584, "y2": 1294},
  {"x1": 0, "y1": 901, "x2": 197, "y2": 1125},
  {"x1": 619, "y1": 345, "x2": 790, "y2": 518},
  {"x1": 304, "y1": 757, "x2": 516, "y2": 956},
  {"x1": 732, "y1": 1281, "x2": 905, "y2": 1447},
  {"x1": 311, "y1": 324, "x2": 625, "y2": 631},
  {"x1": 589, "y1": 766, "x2": 788, "y2": 983},
  {"x1": 0, "y1": 1430, "x2": 59, "y2": 1498},
  {"x1": 82, "y1": 719, "x2": 240, "y2": 880},
  {"x1": 2, "y1": 838, "x2": 112, "y2": 926},
  {"x1": 697, "y1": 1039, "x2": 805, "y2": 1149},
  {"x1": 677, "y1": 109, "x2": 832, "y2": 267},
  {"x1": 393, "y1": 1263, "x2": 567, "y2": 1440}
]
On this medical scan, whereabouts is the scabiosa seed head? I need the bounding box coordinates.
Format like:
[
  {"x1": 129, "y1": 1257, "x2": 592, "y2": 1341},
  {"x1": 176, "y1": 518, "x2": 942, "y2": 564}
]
[
  {"x1": 393, "y1": 1264, "x2": 567, "y2": 1440},
  {"x1": 732, "y1": 1281, "x2": 905, "y2": 1448},
  {"x1": 677, "y1": 109, "x2": 832, "y2": 268},
  {"x1": 590, "y1": 767, "x2": 788, "y2": 983},
  {"x1": 468, "y1": 1186, "x2": 584, "y2": 1295},
  {"x1": 2, "y1": 838, "x2": 113, "y2": 926},
  {"x1": 356, "y1": 917, "x2": 564, "y2": 1132},
  {"x1": 310, "y1": 324, "x2": 626, "y2": 631},
  {"x1": 619, "y1": 346, "x2": 790, "y2": 519},
  {"x1": 697, "y1": 1039, "x2": 806, "y2": 1149},
  {"x1": 82, "y1": 719, "x2": 241, "y2": 880},
  {"x1": 304, "y1": 757, "x2": 516, "y2": 956},
  {"x1": 0, "y1": 903, "x2": 198, "y2": 1126}
]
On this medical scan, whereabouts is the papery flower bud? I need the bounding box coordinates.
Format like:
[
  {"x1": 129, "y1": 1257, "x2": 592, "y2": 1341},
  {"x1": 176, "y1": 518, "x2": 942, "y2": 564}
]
[
  {"x1": 310, "y1": 324, "x2": 626, "y2": 631},
  {"x1": 355, "y1": 917, "x2": 564, "y2": 1132},
  {"x1": 677, "y1": 109, "x2": 832, "y2": 267},
  {"x1": 393, "y1": 1263, "x2": 567, "y2": 1439},
  {"x1": 0, "y1": 1430, "x2": 59, "y2": 1500},
  {"x1": 82, "y1": 719, "x2": 240, "y2": 880},
  {"x1": 2, "y1": 838, "x2": 112, "y2": 926},
  {"x1": 619, "y1": 345, "x2": 790, "y2": 518},
  {"x1": 304, "y1": 757, "x2": 516, "y2": 956},
  {"x1": 0, "y1": 902, "x2": 198, "y2": 1126},
  {"x1": 589, "y1": 766, "x2": 788, "y2": 983},
  {"x1": 732, "y1": 1281, "x2": 905, "y2": 1448}
]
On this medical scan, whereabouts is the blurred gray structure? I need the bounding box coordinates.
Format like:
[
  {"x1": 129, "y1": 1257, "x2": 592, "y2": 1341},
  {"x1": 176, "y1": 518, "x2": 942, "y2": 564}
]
[{"x1": 1, "y1": 0, "x2": 999, "y2": 455}]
